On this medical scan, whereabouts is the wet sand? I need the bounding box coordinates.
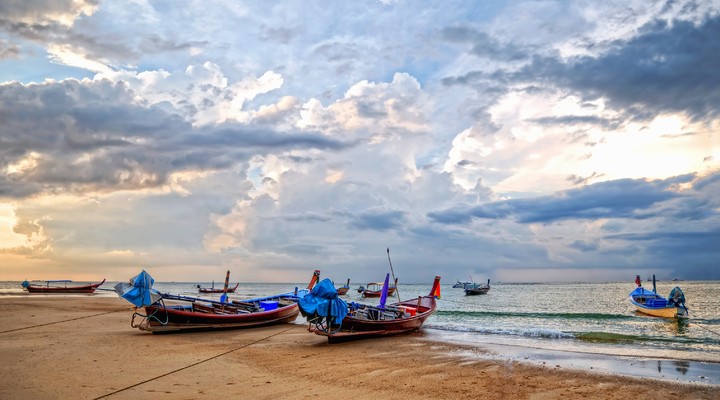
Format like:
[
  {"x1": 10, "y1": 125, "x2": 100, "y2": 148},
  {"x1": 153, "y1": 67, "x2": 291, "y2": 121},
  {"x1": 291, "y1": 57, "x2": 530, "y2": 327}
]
[{"x1": 1, "y1": 297, "x2": 718, "y2": 400}]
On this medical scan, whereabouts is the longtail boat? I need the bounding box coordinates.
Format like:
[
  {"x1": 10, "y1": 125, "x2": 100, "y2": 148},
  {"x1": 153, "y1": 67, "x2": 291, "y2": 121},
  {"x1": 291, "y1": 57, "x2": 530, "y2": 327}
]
[
  {"x1": 22, "y1": 279, "x2": 106, "y2": 294},
  {"x1": 464, "y1": 279, "x2": 490, "y2": 295},
  {"x1": 629, "y1": 275, "x2": 688, "y2": 319},
  {"x1": 300, "y1": 274, "x2": 441, "y2": 343},
  {"x1": 336, "y1": 279, "x2": 350, "y2": 295},
  {"x1": 198, "y1": 283, "x2": 239, "y2": 293},
  {"x1": 115, "y1": 270, "x2": 320, "y2": 333},
  {"x1": 358, "y1": 278, "x2": 397, "y2": 298},
  {"x1": 197, "y1": 270, "x2": 240, "y2": 293}
]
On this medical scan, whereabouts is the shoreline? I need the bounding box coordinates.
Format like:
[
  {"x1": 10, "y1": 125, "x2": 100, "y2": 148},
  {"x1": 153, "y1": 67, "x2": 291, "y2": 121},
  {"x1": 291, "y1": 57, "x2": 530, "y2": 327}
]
[
  {"x1": 1, "y1": 297, "x2": 719, "y2": 399},
  {"x1": 422, "y1": 330, "x2": 720, "y2": 385}
]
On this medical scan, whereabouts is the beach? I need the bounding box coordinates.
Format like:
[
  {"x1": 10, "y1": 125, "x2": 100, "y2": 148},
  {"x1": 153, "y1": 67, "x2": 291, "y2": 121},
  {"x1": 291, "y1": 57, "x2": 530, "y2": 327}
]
[{"x1": 1, "y1": 297, "x2": 719, "y2": 399}]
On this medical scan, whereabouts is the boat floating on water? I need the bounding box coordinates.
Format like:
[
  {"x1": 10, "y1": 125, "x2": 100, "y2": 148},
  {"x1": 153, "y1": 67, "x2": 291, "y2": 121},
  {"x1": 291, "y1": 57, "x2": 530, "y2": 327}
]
[
  {"x1": 336, "y1": 278, "x2": 351, "y2": 295},
  {"x1": 357, "y1": 278, "x2": 398, "y2": 298},
  {"x1": 629, "y1": 275, "x2": 688, "y2": 319},
  {"x1": 464, "y1": 279, "x2": 491, "y2": 295},
  {"x1": 197, "y1": 270, "x2": 240, "y2": 293},
  {"x1": 115, "y1": 270, "x2": 321, "y2": 333},
  {"x1": 300, "y1": 273, "x2": 441, "y2": 343},
  {"x1": 21, "y1": 279, "x2": 106, "y2": 294}
]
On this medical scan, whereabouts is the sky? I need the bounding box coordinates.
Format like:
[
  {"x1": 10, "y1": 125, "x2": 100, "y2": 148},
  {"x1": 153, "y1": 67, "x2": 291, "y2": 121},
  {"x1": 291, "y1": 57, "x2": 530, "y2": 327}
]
[{"x1": 1, "y1": 0, "x2": 719, "y2": 284}]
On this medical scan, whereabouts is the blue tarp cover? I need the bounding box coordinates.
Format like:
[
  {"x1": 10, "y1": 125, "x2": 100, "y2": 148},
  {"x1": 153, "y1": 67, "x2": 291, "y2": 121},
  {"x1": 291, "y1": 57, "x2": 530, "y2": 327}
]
[
  {"x1": 114, "y1": 270, "x2": 162, "y2": 307},
  {"x1": 298, "y1": 278, "x2": 348, "y2": 325}
]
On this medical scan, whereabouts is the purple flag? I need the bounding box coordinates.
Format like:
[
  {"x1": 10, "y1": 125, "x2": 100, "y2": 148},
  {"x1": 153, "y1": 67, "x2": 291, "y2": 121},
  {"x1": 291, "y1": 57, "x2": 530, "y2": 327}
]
[{"x1": 379, "y1": 273, "x2": 390, "y2": 309}]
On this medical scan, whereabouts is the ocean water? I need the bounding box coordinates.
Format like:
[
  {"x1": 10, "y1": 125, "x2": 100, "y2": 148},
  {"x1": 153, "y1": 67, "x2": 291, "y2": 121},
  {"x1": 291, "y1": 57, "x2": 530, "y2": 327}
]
[
  {"x1": 3, "y1": 279, "x2": 720, "y2": 378},
  {"x1": 425, "y1": 281, "x2": 720, "y2": 363}
]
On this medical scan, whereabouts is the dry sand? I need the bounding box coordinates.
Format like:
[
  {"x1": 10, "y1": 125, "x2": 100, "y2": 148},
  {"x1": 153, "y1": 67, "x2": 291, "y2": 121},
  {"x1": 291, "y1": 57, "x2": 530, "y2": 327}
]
[{"x1": 1, "y1": 297, "x2": 718, "y2": 400}]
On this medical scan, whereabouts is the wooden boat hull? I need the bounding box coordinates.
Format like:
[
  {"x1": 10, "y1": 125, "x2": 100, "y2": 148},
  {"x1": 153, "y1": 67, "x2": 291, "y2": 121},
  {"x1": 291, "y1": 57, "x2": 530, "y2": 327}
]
[
  {"x1": 138, "y1": 302, "x2": 300, "y2": 333},
  {"x1": 312, "y1": 296, "x2": 436, "y2": 343},
  {"x1": 629, "y1": 297, "x2": 688, "y2": 318},
  {"x1": 361, "y1": 287, "x2": 396, "y2": 298},
  {"x1": 24, "y1": 279, "x2": 106, "y2": 294},
  {"x1": 632, "y1": 304, "x2": 687, "y2": 318},
  {"x1": 465, "y1": 286, "x2": 489, "y2": 295},
  {"x1": 628, "y1": 284, "x2": 688, "y2": 319},
  {"x1": 336, "y1": 287, "x2": 349, "y2": 295},
  {"x1": 198, "y1": 283, "x2": 239, "y2": 293}
]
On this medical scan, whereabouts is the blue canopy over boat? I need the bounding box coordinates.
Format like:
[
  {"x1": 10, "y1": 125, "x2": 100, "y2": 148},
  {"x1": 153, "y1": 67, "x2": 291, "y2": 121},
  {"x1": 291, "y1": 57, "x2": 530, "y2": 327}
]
[
  {"x1": 298, "y1": 278, "x2": 348, "y2": 325},
  {"x1": 114, "y1": 270, "x2": 162, "y2": 307}
]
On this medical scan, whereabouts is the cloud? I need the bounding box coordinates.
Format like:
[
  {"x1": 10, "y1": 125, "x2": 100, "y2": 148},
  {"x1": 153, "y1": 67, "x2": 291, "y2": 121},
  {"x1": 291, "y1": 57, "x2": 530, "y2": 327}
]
[
  {"x1": 349, "y1": 208, "x2": 407, "y2": 231},
  {"x1": 441, "y1": 25, "x2": 531, "y2": 62},
  {"x1": 0, "y1": 0, "x2": 98, "y2": 28},
  {"x1": 0, "y1": 39, "x2": 21, "y2": 60},
  {"x1": 428, "y1": 174, "x2": 695, "y2": 224},
  {"x1": 519, "y1": 16, "x2": 720, "y2": 121},
  {"x1": 2, "y1": 1, "x2": 719, "y2": 282},
  {"x1": 0, "y1": 76, "x2": 346, "y2": 199}
]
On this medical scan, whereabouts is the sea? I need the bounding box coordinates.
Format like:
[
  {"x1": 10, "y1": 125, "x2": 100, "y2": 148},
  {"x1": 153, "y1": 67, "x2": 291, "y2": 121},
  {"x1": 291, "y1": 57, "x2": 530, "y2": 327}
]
[{"x1": 3, "y1": 279, "x2": 719, "y2": 384}]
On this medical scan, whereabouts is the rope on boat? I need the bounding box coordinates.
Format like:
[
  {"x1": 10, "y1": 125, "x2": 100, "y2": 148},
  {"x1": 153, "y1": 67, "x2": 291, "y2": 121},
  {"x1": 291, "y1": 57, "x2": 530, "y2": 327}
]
[
  {"x1": 0, "y1": 308, "x2": 132, "y2": 334},
  {"x1": 92, "y1": 326, "x2": 295, "y2": 400},
  {"x1": 131, "y1": 299, "x2": 169, "y2": 328}
]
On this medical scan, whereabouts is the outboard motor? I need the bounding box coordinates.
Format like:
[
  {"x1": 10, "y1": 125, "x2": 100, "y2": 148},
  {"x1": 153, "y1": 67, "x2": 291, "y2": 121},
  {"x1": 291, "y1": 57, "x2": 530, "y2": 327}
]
[{"x1": 668, "y1": 287, "x2": 686, "y2": 307}]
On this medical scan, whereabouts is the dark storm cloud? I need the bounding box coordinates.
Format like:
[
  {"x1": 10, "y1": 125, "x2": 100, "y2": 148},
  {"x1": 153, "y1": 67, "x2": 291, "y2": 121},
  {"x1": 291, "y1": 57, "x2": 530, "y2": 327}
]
[
  {"x1": 184, "y1": 127, "x2": 346, "y2": 151},
  {"x1": 441, "y1": 15, "x2": 720, "y2": 124},
  {"x1": 528, "y1": 115, "x2": 621, "y2": 130},
  {"x1": 0, "y1": 79, "x2": 346, "y2": 198},
  {"x1": 427, "y1": 175, "x2": 695, "y2": 225},
  {"x1": 519, "y1": 16, "x2": 720, "y2": 121},
  {"x1": 605, "y1": 229, "x2": 720, "y2": 279},
  {"x1": 349, "y1": 209, "x2": 407, "y2": 231},
  {"x1": 693, "y1": 171, "x2": 720, "y2": 190}
]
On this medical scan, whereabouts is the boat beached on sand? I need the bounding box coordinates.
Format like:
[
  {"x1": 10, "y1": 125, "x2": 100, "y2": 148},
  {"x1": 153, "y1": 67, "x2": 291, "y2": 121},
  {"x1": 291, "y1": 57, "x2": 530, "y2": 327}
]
[
  {"x1": 300, "y1": 273, "x2": 441, "y2": 343},
  {"x1": 629, "y1": 275, "x2": 688, "y2": 319},
  {"x1": 22, "y1": 279, "x2": 106, "y2": 293},
  {"x1": 115, "y1": 270, "x2": 321, "y2": 333}
]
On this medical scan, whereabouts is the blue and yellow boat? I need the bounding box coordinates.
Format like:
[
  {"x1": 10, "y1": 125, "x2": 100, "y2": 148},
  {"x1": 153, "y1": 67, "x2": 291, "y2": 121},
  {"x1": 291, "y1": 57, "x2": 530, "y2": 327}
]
[{"x1": 629, "y1": 275, "x2": 688, "y2": 319}]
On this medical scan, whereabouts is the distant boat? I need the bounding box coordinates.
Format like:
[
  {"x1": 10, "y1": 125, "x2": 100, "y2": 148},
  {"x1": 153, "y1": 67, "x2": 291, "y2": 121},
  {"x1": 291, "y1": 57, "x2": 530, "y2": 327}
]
[
  {"x1": 358, "y1": 278, "x2": 397, "y2": 298},
  {"x1": 198, "y1": 283, "x2": 240, "y2": 293},
  {"x1": 336, "y1": 279, "x2": 351, "y2": 295},
  {"x1": 22, "y1": 279, "x2": 106, "y2": 294},
  {"x1": 115, "y1": 270, "x2": 321, "y2": 333},
  {"x1": 452, "y1": 280, "x2": 472, "y2": 288},
  {"x1": 197, "y1": 270, "x2": 239, "y2": 293},
  {"x1": 300, "y1": 275, "x2": 441, "y2": 343},
  {"x1": 465, "y1": 279, "x2": 491, "y2": 295},
  {"x1": 629, "y1": 275, "x2": 688, "y2": 319}
]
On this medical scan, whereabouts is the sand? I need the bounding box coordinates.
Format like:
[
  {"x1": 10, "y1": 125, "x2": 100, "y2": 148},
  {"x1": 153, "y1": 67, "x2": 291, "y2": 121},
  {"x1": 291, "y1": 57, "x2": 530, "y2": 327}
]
[{"x1": 1, "y1": 297, "x2": 718, "y2": 400}]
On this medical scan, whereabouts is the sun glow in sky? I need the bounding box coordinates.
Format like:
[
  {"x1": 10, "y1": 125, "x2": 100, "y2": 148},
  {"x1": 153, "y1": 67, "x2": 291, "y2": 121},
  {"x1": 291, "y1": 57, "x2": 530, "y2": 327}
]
[{"x1": 1, "y1": 1, "x2": 719, "y2": 283}]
